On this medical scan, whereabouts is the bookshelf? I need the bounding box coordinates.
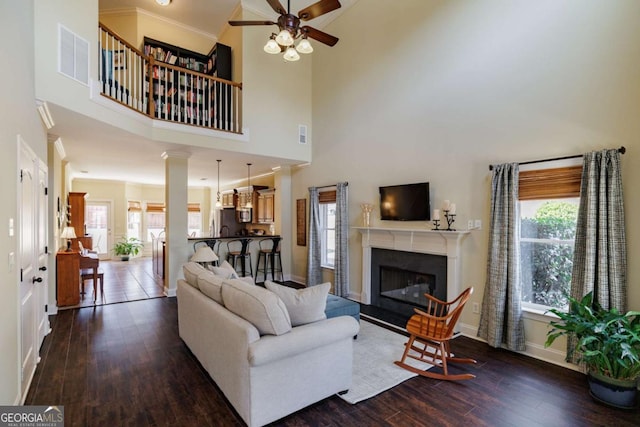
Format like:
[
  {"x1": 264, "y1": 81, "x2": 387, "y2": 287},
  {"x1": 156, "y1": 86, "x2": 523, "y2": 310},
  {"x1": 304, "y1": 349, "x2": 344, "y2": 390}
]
[{"x1": 143, "y1": 37, "x2": 232, "y2": 125}]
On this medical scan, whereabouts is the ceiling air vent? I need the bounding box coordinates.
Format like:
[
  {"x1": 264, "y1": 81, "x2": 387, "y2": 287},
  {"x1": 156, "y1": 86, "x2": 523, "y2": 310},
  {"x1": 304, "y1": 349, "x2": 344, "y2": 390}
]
[
  {"x1": 59, "y1": 24, "x2": 89, "y2": 85},
  {"x1": 298, "y1": 125, "x2": 307, "y2": 145}
]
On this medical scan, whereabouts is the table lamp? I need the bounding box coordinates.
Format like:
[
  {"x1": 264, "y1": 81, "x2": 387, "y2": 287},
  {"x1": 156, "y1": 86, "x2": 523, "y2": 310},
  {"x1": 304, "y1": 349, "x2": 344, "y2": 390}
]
[
  {"x1": 191, "y1": 245, "x2": 219, "y2": 268},
  {"x1": 60, "y1": 226, "x2": 77, "y2": 251}
]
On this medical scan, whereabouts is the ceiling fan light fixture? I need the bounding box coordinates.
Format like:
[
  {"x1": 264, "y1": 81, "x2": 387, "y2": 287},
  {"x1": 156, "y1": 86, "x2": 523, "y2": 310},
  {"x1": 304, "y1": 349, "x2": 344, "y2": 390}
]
[
  {"x1": 296, "y1": 37, "x2": 313, "y2": 54},
  {"x1": 283, "y1": 46, "x2": 301, "y2": 62},
  {"x1": 155, "y1": 0, "x2": 171, "y2": 6},
  {"x1": 275, "y1": 29, "x2": 294, "y2": 46},
  {"x1": 264, "y1": 37, "x2": 281, "y2": 54}
]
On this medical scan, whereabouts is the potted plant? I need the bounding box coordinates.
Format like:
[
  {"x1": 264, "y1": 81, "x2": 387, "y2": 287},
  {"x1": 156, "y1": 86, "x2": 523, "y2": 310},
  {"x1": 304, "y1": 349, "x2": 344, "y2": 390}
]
[
  {"x1": 545, "y1": 291, "x2": 640, "y2": 409},
  {"x1": 112, "y1": 237, "x2": 143, "y2": 261}
]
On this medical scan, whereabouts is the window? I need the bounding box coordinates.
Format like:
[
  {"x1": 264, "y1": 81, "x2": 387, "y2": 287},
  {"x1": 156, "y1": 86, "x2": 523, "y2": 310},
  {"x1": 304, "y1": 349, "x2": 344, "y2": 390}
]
[
  {"x1": 519, "y1": 165, "x2": 581, "y2": 311},
  {"x1": 146, "y1": 202, "x2": 165, "y2": 242},
  {"x1": 318, "y1": 189, "x2": 337, "y2": 269},
  {"x1": 127, "y1": 201, "x2": 142, "y2": 241},
  {"x1": 188, "y1": 203, "x2": 202, "y2": 237},
  {"x1": 320, "y1": 203, "x2": 336, "y2": 268}
]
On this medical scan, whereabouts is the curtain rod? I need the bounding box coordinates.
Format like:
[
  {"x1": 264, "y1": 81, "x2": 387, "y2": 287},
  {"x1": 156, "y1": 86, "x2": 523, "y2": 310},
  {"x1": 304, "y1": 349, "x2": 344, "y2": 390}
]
[
  {"x1": 488, "y1": 146, "x2": 626, "y2": 171},
  {"x1": 315, "y1": 182, "x2": 349, "y2": 190}
]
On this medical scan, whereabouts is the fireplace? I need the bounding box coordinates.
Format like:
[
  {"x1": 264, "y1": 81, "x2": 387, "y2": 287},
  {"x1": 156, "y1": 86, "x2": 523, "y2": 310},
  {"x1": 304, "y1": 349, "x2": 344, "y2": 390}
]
[
  {"x1": 355, "y1": 227, "x2": 469, "y2": 316},
  {"x1": 371, "y1": 248, "x2": 447, "y2": 318}
]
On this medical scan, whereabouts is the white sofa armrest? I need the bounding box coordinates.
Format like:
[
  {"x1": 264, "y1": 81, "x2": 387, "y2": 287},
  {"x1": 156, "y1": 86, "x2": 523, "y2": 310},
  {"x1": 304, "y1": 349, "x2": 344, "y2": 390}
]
[{"x1": 248, "y1": 316, "x2": 359, "y2": 367}]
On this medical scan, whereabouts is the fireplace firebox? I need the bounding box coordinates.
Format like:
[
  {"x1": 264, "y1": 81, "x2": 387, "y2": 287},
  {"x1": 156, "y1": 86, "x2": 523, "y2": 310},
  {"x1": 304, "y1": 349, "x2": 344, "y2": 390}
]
[{"x1": 371, "y1": 248, "x2": 447, "y2": 318}]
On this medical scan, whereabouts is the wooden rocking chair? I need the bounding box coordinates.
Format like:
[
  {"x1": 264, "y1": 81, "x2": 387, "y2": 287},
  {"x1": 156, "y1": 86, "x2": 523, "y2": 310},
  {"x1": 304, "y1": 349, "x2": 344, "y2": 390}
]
[{"x1": 394, "y1": 287, "x2": 477, "y2": 381}]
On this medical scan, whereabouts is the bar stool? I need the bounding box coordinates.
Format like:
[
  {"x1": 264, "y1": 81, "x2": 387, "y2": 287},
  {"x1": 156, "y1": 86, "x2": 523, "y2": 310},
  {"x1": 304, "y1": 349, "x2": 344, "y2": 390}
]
[
  {"x1": 255, "y1": 237, "x2": 283, "y2": 283},
  {"x1": 193, "y1": 239, "x2": 219, "y2": 266},
  {"x1": 226, "y1": 239, "x2": 253, "y2": 277}
]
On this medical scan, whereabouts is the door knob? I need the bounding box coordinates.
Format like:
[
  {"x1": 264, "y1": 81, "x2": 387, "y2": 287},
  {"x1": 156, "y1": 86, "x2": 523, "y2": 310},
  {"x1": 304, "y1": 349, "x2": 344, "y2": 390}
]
[
  {"x1": 32, "y1": 277, "x2": 43, "y2": 283},
  {"x1": 39, "y1": 266, "x2": 47, "y2": 271}
]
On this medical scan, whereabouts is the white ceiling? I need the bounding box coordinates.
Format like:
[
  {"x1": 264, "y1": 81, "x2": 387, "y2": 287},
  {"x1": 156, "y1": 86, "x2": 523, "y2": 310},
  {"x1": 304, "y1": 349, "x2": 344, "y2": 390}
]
[{"x1": 55, "y1": 0, "x2": 355, "y2": 187}]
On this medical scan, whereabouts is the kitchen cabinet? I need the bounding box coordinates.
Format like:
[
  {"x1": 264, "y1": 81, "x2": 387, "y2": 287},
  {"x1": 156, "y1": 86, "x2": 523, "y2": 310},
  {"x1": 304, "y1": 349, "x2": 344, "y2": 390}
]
[
  {"x1": 221, "y1": 191, "x2": 236, "y2": 208},
  {"x1": 257, "y1": 189, "x2": 275, "y2": 224}
]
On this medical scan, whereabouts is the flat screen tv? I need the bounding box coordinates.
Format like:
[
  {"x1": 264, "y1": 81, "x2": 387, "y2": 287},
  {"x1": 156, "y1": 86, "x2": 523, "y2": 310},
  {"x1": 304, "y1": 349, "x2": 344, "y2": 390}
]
[{"x1": 379, "y1": 182, "x2": 430, "y2": 221}]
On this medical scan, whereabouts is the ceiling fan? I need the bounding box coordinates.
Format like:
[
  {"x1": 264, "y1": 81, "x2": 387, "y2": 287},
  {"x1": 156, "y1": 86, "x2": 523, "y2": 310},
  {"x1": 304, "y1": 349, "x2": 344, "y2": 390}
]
[{"x1": 229, "y1": 0, "x2": 342, "y2": 61}]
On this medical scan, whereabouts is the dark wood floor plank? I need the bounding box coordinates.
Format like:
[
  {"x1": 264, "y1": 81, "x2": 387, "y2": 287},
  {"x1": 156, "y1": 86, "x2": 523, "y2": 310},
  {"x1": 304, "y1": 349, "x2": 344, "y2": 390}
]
[{"x1": 25, "y1": 272, "x2": 640, "y2": 427}]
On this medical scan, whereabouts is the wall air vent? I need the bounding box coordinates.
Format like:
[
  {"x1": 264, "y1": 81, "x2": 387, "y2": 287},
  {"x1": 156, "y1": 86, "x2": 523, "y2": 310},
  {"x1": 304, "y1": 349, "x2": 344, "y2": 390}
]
[
  {"x1": 298, "y1": 125, "x2": 307, "y2": 144},
  {"x1": 58, "y1": 24, "x2": 89, "y2": 85}
]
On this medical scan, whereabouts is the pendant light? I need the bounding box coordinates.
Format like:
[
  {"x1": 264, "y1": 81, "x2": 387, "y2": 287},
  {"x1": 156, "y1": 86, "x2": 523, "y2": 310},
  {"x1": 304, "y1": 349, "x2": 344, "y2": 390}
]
[
  {"x1": 246, "y1": 163, "x2": 253, "y2": 208},
  {"x1": 215, "y1": 159, "x2": 222, "y2": 208}
]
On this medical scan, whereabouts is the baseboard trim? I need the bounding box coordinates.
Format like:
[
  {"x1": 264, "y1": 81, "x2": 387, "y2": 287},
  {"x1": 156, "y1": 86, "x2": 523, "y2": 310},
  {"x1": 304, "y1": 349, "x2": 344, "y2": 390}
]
[{"x1": 458, "y1": 322, "x2": 581, "y2": 373}]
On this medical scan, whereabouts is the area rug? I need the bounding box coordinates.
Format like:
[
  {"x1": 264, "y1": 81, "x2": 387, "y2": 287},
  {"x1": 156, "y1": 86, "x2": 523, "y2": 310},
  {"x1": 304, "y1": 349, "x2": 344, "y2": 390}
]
[{"x1": 338, "y1": 320, "x2": 431, "y2": 404}]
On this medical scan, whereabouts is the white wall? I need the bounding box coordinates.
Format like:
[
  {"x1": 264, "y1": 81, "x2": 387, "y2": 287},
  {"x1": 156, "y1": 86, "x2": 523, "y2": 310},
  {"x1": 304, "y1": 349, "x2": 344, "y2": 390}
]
[
  {"x1": 0, "y1": 0, "x2": 48, "y2": 404},
  {"x1": 294, "y1": 0, "x2": 640, "y2": 363}
]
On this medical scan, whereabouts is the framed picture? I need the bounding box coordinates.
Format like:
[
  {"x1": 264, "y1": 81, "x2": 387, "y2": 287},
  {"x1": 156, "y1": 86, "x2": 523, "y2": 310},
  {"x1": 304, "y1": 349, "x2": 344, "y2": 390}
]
[
  {"x1": 296, "y1": 199, "x2": 306, "y2": 246},
  {"x1": 113, "y1": 50, "x2": 126, "y2": 70}
]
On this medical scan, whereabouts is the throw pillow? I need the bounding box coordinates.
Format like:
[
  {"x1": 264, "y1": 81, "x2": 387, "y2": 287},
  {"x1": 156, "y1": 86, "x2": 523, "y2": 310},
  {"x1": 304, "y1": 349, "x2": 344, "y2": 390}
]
[
  {"x1": 196, "y1": 270, "x2": 224, "y2": 304},
  {"x1": 182, "y1": 262, "x2": 207, "y2": 288},
  {"x1": 222, "y1": 279, "x2": 291, "y2": 336},
  {"x1": 210, "y1": 260, "x2": 239, "y2": 279},
  {"x1": 264, "y1": 281, "x2": 330, "y2": 326}
]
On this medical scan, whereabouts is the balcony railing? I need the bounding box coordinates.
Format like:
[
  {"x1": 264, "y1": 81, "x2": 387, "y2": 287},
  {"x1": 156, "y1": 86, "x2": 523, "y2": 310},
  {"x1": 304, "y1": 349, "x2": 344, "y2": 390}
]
[{"x1": 98, "y1": 24, "x2": 242, "y2": 134}]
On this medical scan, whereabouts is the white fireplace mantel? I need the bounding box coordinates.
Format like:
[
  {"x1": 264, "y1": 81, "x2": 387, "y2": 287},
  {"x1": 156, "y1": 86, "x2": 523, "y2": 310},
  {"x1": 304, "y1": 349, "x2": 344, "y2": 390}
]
[{"x1": 354, "y1": 227, "x2": 469, "y2": 304}]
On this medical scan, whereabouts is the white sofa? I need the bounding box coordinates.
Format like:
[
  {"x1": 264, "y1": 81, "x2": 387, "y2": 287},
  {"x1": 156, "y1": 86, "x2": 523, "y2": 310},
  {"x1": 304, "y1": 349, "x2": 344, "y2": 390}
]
[{"x1": 177, "y1": 263, "x2": 359, "y2": 427}]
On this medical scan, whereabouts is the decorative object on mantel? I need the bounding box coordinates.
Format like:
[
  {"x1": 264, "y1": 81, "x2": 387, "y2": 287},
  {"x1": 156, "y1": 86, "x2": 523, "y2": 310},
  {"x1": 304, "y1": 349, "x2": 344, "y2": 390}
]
[
  {"x1": 443, "y1": 200, "x2": 456, "y2": 231},
  {"x1": 360, "y1": 203, "x2": 373, "y2": 227},
  {"x1": 229, "y1": 0, "x2": 342, "y2": 62},
  {"x1": 432, "y1": 209, "x2": 441, "y2": 230}
]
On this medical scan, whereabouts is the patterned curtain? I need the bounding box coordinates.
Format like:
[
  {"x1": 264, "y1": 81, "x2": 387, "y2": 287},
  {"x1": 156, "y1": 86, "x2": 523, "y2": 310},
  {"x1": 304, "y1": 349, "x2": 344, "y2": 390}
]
[
  {"x1": 306, "y1": 187, "x2": 322, "y2": 286},
  {"x1": 478, "y1": 163, "x2": 526, "y2": 351},
  {"x1": 334, "y1": 182, "x2": 349, "y2": 297},
  {"x1": 571, "y1": 149, "x2": 626, "y2": 311}
]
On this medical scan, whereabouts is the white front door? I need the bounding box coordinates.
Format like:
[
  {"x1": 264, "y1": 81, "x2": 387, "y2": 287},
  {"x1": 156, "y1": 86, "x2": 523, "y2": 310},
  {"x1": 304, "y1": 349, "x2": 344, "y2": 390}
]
[
  {"x1": 36, "y1": 160, "x2": 49, "y2": 347},
  {"x1": 19, "y1": 138, "x2": 40, "y2": 400}
]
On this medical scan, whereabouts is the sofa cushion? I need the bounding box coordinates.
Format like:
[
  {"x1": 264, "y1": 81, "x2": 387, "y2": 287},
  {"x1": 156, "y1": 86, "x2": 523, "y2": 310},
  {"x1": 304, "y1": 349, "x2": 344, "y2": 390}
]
[
  {"x1": 196, "y1": 270, "x2": 224, "y2": 304},
  {"x1": 222, "y1": 279, "x2": 291, "y2": 336},
  {"x1": 210, "y1": 260, "x2": 239, "y2": 279},
  {"x1": 183, "y1": 262, "x2": 207, "y2": 288},
  {"x1": 265, "y1": 281, "x2": 330, "y2": 327}
]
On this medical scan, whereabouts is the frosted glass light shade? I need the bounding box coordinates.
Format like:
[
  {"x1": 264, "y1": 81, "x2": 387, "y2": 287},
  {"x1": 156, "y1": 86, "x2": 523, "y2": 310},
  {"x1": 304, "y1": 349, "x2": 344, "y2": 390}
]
[
  {"x1": 283, "y1": 46, "x2": 300, "y2": 62},
  {"x1": 275, "y1": 30, "x2": 294, "y2": 46},
  {"x1": 156, "y1": 0, "x2": 171, "y2": 6},
  {"x1": 296, "y1": 38, "x2": 313, "y2": 54},
  {"x1": 263, "y1": 38, "x2": 280, "y2": 54}
]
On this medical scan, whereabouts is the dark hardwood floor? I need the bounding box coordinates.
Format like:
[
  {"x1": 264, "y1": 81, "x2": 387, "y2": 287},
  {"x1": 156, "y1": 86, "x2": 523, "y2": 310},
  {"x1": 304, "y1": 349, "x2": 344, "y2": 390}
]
[{"x1": 26, "y1": 297, "x2": 639, "y2": 426}]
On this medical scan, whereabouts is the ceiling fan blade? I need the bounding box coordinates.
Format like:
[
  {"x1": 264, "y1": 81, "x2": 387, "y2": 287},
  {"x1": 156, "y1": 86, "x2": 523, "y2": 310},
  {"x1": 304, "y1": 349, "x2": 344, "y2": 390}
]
[
  {"x1": 301, "y1": 26, "x2": 339, "y2": 46},
  {"x1": 266, "y1": 0, "x2": 287, "y2": 15},
  {"x1": 298, "y1": 0, "x2": 342, "y2": 21},
  {"x1": 228, "y1": 20, "x2": 276, "y2": 26}
]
